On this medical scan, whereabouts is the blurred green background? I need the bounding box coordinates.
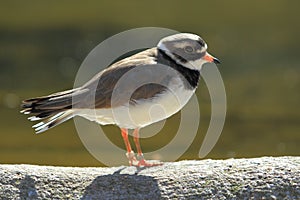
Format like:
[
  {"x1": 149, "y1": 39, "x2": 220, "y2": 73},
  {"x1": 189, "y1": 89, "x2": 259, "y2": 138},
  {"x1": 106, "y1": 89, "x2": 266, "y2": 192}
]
[{"x1": 0, "y1": 1, "x2": 299, "y2": 166}]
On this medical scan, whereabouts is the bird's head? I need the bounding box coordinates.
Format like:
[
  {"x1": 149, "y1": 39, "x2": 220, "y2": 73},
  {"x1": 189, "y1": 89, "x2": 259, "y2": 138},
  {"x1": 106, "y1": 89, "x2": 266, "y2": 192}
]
[{"x1": 157, "y1": 33, "x2": 220, "y2": 71}]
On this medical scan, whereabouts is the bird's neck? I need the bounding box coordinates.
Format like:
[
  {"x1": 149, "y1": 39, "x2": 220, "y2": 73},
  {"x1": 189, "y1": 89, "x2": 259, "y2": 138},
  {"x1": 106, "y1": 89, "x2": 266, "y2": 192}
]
[{"x1": 157, "y1": 49, "x2": 201, "y2": 89}]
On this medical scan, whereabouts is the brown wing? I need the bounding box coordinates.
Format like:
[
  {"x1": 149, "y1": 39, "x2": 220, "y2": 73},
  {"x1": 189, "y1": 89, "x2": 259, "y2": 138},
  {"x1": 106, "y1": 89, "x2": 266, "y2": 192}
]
[{"x1": 74, "y1": 48, "x2": 174, "y2": 109}]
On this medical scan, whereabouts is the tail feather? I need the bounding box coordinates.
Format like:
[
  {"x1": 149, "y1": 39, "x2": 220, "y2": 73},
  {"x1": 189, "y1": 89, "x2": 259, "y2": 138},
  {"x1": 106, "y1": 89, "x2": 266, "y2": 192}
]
[
  {"x1": 21, "y1": 88, "x2": 79, "y2": 133},
  {"x1": 32, "y1": 111, "x2": 74, "y2": 134},
  {"x1": 21, "y1": 88, "x2": 77, "y2": 110}
]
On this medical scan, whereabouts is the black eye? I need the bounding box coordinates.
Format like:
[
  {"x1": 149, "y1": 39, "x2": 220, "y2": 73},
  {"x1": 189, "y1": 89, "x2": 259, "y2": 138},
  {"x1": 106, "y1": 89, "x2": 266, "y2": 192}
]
[{"x1": 184, "y1": 46, "x2": 194, "y2": 53}]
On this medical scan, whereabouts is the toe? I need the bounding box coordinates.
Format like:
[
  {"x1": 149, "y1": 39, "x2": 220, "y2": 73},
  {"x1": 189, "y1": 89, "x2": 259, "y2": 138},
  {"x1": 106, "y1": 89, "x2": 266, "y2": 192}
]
[{"x1": 137, "y1": 159, "x2": 163, "y2": 167}]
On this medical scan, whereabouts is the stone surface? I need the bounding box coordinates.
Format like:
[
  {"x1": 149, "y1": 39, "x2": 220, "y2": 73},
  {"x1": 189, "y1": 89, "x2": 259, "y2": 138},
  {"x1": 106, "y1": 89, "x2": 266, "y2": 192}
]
[{"x1": 0, "y1": 157, "x2": 299, "y2": 199}]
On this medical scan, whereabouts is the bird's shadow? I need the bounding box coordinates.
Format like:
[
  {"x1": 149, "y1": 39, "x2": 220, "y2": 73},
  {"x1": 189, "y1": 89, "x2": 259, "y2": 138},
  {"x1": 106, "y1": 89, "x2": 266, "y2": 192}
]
[
  {"x1": 17, "y1": 175, "x2": 38, "y2": 199},
  {"x1": 81, "y1": 167, "x2": 162, "y2": 200}
]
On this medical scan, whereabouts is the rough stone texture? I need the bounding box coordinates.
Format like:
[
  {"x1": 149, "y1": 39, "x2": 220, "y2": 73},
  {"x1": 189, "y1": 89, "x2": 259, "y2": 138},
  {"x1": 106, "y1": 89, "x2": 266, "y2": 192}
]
[{"x1": 0, "y1": 157, "x2": 299, "y2": 199}]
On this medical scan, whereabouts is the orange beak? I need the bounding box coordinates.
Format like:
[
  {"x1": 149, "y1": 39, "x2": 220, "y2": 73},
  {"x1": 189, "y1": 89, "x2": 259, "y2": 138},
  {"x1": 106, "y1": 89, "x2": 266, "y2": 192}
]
[{"x1": 203, "y1": 53, "x2": 220, "y2": 64}]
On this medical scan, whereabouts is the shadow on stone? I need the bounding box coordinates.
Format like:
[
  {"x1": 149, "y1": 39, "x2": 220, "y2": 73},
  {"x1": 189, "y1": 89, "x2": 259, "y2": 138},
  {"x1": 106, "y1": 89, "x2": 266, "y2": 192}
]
[
  {"x1": 17, "y1": 175, "x2": 38, "y2": 199},
  {"x1": 81, "y1": 168, "x2": 161, "y2": 199}
]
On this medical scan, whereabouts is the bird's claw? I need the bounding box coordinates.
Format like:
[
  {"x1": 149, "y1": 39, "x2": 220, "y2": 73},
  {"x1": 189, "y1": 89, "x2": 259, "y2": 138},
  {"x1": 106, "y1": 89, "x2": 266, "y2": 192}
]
[
  {"x1": 127, "y1": 153, "x2": 162, "y2": 167},
  {"x1": 136, "y1": 159, "x2": 163, "y2": 167}
]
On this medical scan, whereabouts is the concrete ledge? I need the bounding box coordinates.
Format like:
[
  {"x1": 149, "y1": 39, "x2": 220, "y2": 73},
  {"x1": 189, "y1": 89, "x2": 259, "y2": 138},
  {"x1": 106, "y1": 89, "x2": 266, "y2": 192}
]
[{"x1": 0, "y1": 157, "x2": 299, "y2": 199}]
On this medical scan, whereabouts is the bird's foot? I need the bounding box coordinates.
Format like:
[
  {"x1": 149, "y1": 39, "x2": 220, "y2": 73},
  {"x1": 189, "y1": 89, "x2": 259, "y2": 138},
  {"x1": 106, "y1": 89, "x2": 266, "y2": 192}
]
[
  {"x1": 136, "y1": 159, "x2": 163, "y2": 167},
  {"x1": 126, "y1": 151, "x2": 138, "y2": 166},
  {"x1": 135, "y1": 154, "x2": 163, "y2": 167},
  {"x1": 126, "y1": 152, "x2": 163, "y2": 167}
]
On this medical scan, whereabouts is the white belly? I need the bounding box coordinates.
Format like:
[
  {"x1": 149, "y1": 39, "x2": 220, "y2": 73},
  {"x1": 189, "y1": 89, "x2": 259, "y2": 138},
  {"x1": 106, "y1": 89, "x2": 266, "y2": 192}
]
[{"x1": 77, "y1": 82, "x2": 195, "y2": 129}]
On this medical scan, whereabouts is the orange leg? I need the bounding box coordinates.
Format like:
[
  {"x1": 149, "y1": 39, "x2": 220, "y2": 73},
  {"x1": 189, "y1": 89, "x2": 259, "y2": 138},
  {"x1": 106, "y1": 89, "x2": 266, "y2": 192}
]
[
  {"x1": 133, "y1": 128, "x2": 143, "y2": 156},
  {"x1": 120, "y1": 128, "x2": 137, "y2": 166},
  {"x1": 133, "y1": 128, "x2": 163, "y2": 167}
]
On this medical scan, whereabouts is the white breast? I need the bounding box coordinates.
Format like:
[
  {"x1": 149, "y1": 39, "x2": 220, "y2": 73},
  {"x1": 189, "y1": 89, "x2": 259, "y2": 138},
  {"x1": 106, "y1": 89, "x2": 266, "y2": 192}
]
[{"x1": 77, "y1": 77, "x2": 195, "y2": 129}]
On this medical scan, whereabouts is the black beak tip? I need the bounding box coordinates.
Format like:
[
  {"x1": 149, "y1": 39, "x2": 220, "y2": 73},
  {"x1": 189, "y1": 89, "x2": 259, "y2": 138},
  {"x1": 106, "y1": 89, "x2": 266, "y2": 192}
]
[{"x1": 213, "y1": 57, "x2": 221, "y2": 64}]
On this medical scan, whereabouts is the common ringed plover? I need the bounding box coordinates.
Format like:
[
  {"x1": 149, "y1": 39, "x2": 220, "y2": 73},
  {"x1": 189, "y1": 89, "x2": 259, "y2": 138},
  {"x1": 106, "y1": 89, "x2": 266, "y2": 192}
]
[{"x1": 21, "y1": 33, "x2": 220, "y2": 167}]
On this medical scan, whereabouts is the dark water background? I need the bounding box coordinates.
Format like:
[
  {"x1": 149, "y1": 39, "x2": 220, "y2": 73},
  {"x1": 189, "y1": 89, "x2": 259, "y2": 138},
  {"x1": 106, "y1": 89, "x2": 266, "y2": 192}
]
[{"x1": 0, "y1": 1, "x2": 299, "y2": 166}]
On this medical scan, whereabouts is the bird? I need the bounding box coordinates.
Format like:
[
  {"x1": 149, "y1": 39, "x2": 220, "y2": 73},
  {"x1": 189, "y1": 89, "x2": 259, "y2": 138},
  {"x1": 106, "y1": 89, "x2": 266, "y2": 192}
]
[{"x1": 21, "y1": 33, "x2": 220, "y2": 167}]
